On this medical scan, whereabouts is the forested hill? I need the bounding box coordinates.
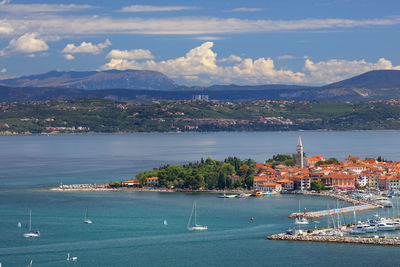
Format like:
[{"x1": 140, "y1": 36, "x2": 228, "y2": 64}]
[{"x1": 1, "y1": 97, "x2": 400, "y2": 134}]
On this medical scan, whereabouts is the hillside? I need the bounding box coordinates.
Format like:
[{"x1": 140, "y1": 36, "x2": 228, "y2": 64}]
[
  {"x1": 0, "y1": 70, "x2": 178, "y2": 90},
  {"x1": 1, "y1": 98, "x2": 400, "y2": 134}
]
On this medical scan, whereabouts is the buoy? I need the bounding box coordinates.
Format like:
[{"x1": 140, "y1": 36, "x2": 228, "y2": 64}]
[{"x1": 250, "y1": 217, "x2": 254, "y2": 221}]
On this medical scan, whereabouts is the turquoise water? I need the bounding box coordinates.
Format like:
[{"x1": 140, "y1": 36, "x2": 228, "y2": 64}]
[{"x1": 2, "y1": 132, "x2": 400, "y2": 266}]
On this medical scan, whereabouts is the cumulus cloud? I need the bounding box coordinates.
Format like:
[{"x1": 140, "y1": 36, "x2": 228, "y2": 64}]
[
  {"x1": 228, "y1": 8, "x2": 263, "y2": 12},
  {"x1": 277, "y1": 55, "x2": 295, "y2": 60},
  {"x1": 100, "y1": 42, "x2": 400, "y2": 85},
  {"x1": 120, "y1": 5, "x2": 196, "y2": 12},
  {"x1": 303, "y1": 58, "x2": 400, "y2": 84},
  {"x1": 62, "y1": 39, "x2": 111, "y2": 55},
  {"x1": 0, "y1": 67, "x2": 6, "y2": 73},
  {"x1": 106, "y1": 49, "x2": 153, "y2": 60},
  {"x1": 0, "y1": 21, "x2": 13, "y2": 35},
  {"x1": 2, "y1": 32, "x2": 48, "y2": 54},
  {"x1": 0, "y1": 4, "x2": 96, "y2": 13},
  {"x1": 63, "y1": 54, "x2": 74, "y2": 60}
]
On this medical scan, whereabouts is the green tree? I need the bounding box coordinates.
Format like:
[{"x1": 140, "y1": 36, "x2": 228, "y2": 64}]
[
  {"x1": 310, "y1": 180, "x2": 325, "y2": 191},
  {"x1": 217, "y1": 172, "x2": 226, "y2": 189}
]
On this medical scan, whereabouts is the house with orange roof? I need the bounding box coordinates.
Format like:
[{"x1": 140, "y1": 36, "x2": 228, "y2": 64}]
[
  {"x1": 122, "y1": 179, "x2": 140, "y2": 186},
  {"x1": 276, "y1": 178, "x2": 294, "y2": 190},
  {"x1": 258, "y1": 182, "x2": 282, "y2": 193},
  {"x1": 253, "y1": 175, "x2": 268, "y2": 189},
  {"x1": 146, "y1": 177, "x2": 159, "y2": 186}
]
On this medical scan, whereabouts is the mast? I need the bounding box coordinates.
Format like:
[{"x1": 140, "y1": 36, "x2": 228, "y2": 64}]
[
  {"x1": 194, "y1": 201, "x2": 197, "y2": 226},
  {"x1": 29, "y1": 209, "x2": 32, "y2": 232}
]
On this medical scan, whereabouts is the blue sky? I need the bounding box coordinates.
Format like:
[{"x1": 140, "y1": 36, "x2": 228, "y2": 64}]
[{"x1": 1, "y1": 0, "x2": 400, "y2": 85}]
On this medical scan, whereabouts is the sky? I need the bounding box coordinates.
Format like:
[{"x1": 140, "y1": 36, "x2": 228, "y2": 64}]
[{"x1": 1, "y1": 0, "x2": 400, "y2": 86}]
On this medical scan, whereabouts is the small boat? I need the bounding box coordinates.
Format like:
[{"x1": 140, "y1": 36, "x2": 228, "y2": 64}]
[
  {"x1": 187, "y1": 201, "x2": 207, "y2": 231},
  {"x1": 164, "y1": 219, "x2": 168, "y2": 226},
  {"x1": 27, "y1": 260, "x2": 33, "y2": 267},
  {"x1": 18, "y1": 222, "x2": 21, "y2": 228},
  {"x1": 218, "y1": 192, "x2": 237, "y2": 198},
  {"x1": 236, "y1": 193, "x2": 251, "y2": 198},
  {"x1": 24, "y1": 210, "x2": 40, "y2": 238},
  {"x1": 84, "y1": 207, "x2": 92, "y2": 224},
  {"x1": 67, "y1": 253, "x2": 78, "y2": 261},
  {"x1": 294, "y1": 215, "x2": 309, "y2": 225}
]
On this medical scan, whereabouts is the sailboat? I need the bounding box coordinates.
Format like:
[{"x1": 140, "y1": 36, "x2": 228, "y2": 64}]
[
  {"x1": 84, "y1": 207, "x2": 92, "y2": 224},
  {"x1": 187, "y1": 201, "x2": 208, "y2": 231},
  {"x1": 67, "y1": 253, "x2": 78, "y2": 262},
  {"x1": 163, "y1": 219, "x2": 168, "y2": 226},
  {"x1": 27, "y1": 260, "x2": 33, "y2": 267},
  {"x1": 294, "y1": 201, "x2": 309, "y2": 225},
  {"x1": 23, "y1": 210, "x2": 40, "y2": 238}
]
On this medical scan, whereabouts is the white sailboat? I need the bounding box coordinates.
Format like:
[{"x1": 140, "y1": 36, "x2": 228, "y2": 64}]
[
  {"x1": 27, "y1": 260, "x2": 33, "y2": 267},
  {"x1": 163, "y1": 219, "x2": 168, "y2": 226},
  {"x1": 84, "y1": 207, "x2": 92, "y2": 224},
  {"x1": 67, "y1": 253, "x2": 78, "y2": 262},
  {"x1": 294, "y1": 201, "x2": 309, "y2": 225},
  {"x1": 187, "y1": 201, "x2": 208, "y2": 231},
  {"x1": 23, "y1": 210, "x2": 40, "y2": 238}
]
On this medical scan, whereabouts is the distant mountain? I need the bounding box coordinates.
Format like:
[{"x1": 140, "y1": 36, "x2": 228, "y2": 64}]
[
  {"x1": 323, "y1": 70, "x2": 400, "y2": 89},
  {"x1": 0, "y1": 70, "x2": 178, "y2": 90},
  {"x1": 174, "y1": 84, "x2": 313, "y2": 91},
  {"x1": 2, "y1": 69, "x2": 400, "y2": 102}
]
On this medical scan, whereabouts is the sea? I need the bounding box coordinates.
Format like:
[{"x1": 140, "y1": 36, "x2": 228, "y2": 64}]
[{"x1": 1, "y1": 131, "x2": 400, "y2": 266}]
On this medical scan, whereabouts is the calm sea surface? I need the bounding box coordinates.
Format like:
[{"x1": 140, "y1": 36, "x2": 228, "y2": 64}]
[{"x1": 1, "y1": 131, "x2": 400, "y2": 266}]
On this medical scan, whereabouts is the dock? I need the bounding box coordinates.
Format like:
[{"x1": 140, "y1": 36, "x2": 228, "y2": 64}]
[{"x1": 289, "y1": 204, "x2": 381, "y2": 219}]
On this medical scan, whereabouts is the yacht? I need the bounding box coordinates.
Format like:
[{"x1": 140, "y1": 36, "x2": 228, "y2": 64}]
[
  {"x1": 349, "y1": 223, "x2": 377, "y2": 234},
  {"x1": 377, "y1": 222, "x2": 396, "y2": 231}
]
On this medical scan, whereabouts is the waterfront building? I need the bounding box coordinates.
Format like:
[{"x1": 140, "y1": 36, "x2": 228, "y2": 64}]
[
  {"x1": 258, "y1": 182, "x2": 282, "y2": 193},
  {"x1": 146, "y1": 177, "x2": 159, "y2": 186},
  {"x1": 122, "y1": 179, "x2": 140, "y2": 186}
]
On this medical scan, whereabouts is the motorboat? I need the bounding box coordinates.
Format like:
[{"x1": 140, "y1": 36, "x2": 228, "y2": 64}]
[{"x1": 377, "y1": 222, "x2": 396, "y2": 231}]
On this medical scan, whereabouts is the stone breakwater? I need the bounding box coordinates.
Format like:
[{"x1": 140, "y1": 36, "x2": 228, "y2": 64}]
[{"x1": 267, "y1": 233, "x2": 400, "y2": 246}]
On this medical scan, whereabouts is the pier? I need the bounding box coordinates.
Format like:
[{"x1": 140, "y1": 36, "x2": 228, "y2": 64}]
[
  {"x1": 288, "y1": 192, "x2": 383, "y2": 219},
  {"x1": 289, "y1": 204, "x2": 381, "y2": 219}
]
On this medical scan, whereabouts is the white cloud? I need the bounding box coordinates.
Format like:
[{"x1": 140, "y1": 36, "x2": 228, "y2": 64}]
[
  {"x1": 100, "y1": 42, "x2": 400, "y2": 85},
  {"x1": 62, "y1": 39, "x2": 111, "y2": 55},
  {"x1": 219, "y1": 54, "x2": 242, "y2": 62},
  {"x1": 2, "y1": 16, "x2": 400, "y2": 37},
  {"x1": 277, "y1": 55, "x2": 295, "y2": 60},
  {"x1": 194, "y1": 36, "x2": 224, "y2": 41},
  {"x1": 3, "y1": 32, "x2": 48, "y2": 54},
  {"x1": 303, "y1": 58, "x2": 400, "y2": 84},
  {"x1": 63, "y1": 54, "x2": 74, "y2": 60},
  {"x1": 106, "y1": 49, "x2": 153, "y2": 60},
  {"x1": 120, "y1": 5, "x2": 196, "y2": 12},
  {"x1": 0, "y1": 21, "x2": 13, "y2": 35},
  {"x1": 0, "y1": 4, "x2": 96, "y2": 13},
  {"x1": 228, "y1": 8, "x2": 263, "y2": 12},
  {"x1": 0, "y1": 67, "x2": 6, "y2": 73}
]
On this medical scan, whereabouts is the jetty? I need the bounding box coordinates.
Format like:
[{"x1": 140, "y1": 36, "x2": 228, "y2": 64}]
[{"x1": 267, "y1": 233, "x2": 400, "y2": 246}]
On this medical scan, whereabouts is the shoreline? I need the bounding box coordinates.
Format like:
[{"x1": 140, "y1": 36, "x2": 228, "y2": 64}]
[
  {"x1": 46, "y1": 186, "x2": 251, "y2": 194},
  {"x1": 2, "y1": 129, "x2": 400, "y2": 136}
]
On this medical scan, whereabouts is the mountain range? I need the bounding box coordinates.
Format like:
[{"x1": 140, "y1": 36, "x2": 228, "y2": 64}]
[{"x1": 1, "y1": 69, "x2": 400, "y2": 102}]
